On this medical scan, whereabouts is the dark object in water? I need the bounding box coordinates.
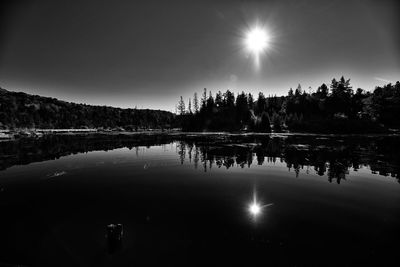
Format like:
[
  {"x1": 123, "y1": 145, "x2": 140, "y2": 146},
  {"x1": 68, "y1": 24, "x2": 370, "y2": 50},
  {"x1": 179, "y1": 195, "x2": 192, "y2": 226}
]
[{"x1": 106, "y1": 223, "x2": 123, "y2": 254}]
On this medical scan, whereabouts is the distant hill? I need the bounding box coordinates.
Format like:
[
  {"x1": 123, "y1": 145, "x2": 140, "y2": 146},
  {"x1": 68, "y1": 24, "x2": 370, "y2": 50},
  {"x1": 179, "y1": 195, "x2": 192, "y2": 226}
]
[{"x1": 0, "y1": 87, "x2": 176, "y2": 129}]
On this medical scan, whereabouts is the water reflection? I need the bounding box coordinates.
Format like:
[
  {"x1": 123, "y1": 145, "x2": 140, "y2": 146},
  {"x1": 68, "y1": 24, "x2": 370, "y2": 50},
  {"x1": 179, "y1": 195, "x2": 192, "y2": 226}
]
[
  {"x1": 177, "y1": 136, "x2": 400, "y2": 184},
  {"x1": 247, "y1": 188, "x2": 273, "y2": 222},
  {"x1": 0, "y1": 133, "x2": 399, "y2": 184},
  {"x1": 0, "y1": 134, "x2": 399, "y2": 266}
]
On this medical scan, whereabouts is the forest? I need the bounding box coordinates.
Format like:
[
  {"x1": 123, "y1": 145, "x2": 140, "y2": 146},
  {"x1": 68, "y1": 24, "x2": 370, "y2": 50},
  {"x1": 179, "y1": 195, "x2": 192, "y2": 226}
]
[
  {"x1": 1, "y1": 76, "x2": 399, "y2": 133},
  {"x1": 0, "y1": 87, "x2": 175, "y2": 130},
  {"x1": 177, "y1": 77, "x2": 400, "y2": 133}
]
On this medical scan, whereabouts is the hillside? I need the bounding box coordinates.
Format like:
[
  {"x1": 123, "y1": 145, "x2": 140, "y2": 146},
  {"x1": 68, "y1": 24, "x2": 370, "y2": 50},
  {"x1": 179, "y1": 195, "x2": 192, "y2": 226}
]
[{"x1": 0, "y1": 87, "x2": 176, "y2": 130}]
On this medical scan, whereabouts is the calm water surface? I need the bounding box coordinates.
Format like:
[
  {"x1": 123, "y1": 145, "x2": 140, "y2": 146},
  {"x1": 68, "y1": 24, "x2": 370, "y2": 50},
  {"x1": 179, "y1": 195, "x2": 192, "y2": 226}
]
[{"x1": 0, "y1": 133, "x2": 399, "y2": 266}]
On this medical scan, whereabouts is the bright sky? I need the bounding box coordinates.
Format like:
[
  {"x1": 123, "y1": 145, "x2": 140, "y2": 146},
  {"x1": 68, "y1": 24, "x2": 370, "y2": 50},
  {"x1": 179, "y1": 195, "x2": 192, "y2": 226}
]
[{"x1": 1, "y1": 0, "x2": 399, "y2": 111}]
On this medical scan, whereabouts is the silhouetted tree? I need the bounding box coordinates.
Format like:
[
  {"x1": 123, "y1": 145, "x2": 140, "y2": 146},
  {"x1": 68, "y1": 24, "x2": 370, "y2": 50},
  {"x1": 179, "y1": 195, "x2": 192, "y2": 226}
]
[
  {"x1": 259, "y1": 112, "x2": 271, "y2": 132},
  {"x1": 178, "y1": 96, "x2": 185, "y2": 115},
  {"x1": 288, "y1": 88, "x2": 294, "y2": 97},
  {"x1": 236, "y1": 91, "x2": 250, "y2": 126},
  {"x1": 316, "y1": 83, "x2": 328, "y2": 99},
  {"x1": 201, "y1": 88, "x2": 208, "y2": 111},
  {"x1": 328, "y1": 76, "x2": 353, "y2": 116},
  {"x1": 295, "y1": 84, "x2": 302, "y2": 96},
  {"x1": 193, "y1": 92, "x2": 199, "y2": 113},
  {"x1": 215, "y1": 91, "x2": 223, "y2": 108},
  {"x1": 206, "y1": 91, "x2": 215, "y2": 113},
  {"x1": 256, "y1": 92, "x2": 266, "y2": 115},
  {"x1": 188, "y1": 98, "x2": 192, "y2": 114},
  {"x1": 224, "y1": 90, "x2": 235, "y2": 108},
  {"x1": 248, "y1": 93, "x2": 254, "y2": 110}
]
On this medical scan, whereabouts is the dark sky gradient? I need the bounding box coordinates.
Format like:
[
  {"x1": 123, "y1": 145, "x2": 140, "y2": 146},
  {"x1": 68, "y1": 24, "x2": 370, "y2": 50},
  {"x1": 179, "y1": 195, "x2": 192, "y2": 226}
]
[{"x1": 1, "y1": 0, "x2": 399, "y2": 111}]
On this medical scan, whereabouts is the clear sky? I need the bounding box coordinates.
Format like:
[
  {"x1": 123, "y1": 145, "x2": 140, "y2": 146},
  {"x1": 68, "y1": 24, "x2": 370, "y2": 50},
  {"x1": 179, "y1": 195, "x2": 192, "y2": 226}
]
[{"x1": 1, "y1": 0, "x2": 399, "y2": 111}]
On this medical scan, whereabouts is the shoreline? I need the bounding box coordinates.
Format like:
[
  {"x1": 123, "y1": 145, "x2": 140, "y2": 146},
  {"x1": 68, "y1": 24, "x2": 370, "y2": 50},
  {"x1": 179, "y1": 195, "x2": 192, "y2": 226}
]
[{"x1": 1, "y1": 128, "x2": 399, "y2": 141}]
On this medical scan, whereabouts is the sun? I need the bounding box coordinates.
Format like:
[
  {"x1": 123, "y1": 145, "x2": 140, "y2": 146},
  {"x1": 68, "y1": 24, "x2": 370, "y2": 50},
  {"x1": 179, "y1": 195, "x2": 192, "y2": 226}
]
[
  {"x1": 243, "y1": 24, "x2": 271, "y2": 68},
  {"x1": 245, "y1": 26, "x2": 270, "y2": 55},
  {"x1": 249, "y1": 202, "x2": 261, "y2": 216}
]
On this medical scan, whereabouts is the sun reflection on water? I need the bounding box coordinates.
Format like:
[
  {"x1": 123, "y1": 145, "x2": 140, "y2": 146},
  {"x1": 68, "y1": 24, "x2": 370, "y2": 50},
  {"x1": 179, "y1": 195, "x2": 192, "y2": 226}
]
[{"x1": 248, "y1": 190, "x2": 273, "y2": 221}]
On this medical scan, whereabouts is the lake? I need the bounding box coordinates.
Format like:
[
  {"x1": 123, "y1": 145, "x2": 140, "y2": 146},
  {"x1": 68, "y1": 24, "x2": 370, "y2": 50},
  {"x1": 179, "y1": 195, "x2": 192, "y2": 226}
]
[{"x1": 0, "y1": 133, "x2": 399, "y2": 266}]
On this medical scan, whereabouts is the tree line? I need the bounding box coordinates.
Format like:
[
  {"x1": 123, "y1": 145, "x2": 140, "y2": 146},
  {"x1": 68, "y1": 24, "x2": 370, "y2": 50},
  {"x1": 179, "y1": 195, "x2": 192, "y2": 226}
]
[
  {"x1": 0, "y1": 87, "x2": 176, "y2": 130},
  {"x1": 1, "y1": 76, "x2": 399, "y2": 133},
  {"x1": 177, "y1": 77, "x2": 400, "y2": 133}
]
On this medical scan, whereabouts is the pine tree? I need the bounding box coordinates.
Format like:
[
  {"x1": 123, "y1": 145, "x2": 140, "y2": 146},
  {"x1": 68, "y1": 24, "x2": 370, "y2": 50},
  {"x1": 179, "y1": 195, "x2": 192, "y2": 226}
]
[
  {"x1": 193, "y1": 92, "x2": 199, "y2": 113},
  {"x1": 259, "y1": 112, "x2": 271, "y2": 132},
  {"x1": 317, "y1": 83, "x2": 328, "y2": 99},
  {"x1": 256, "y1": 92, "x2": 266, "y2": 114},
  {"x1": 201, "y1": 88, "x2": 207, "y2": 111},
  {"x1": 206, "y1": 91, "x2": 214, "y2": 112},
  {"x1": 295, "y1": 84, "x2": 302, "y2": 96},
  {"x1": 223, "y1": 90, "x2": 235, "y2": 107},
  {"x1": 215, "y1": 91, "x2": 223, "y2": 107},
  {"x1": 188, "y1": 98, "x2": 192, "y2": 114},
  {"x1": 248, "y1": 93, "x2": 254, "y2": 110},
  {"x1": 330, "y1": 78, "x2": 338, "y2": 95},
  {"x1": 178, "y1": 96, "x2": 185, "y2": 115},
  {"x1": 288, "y1": 88, "x2": 294, "y2": 97}
]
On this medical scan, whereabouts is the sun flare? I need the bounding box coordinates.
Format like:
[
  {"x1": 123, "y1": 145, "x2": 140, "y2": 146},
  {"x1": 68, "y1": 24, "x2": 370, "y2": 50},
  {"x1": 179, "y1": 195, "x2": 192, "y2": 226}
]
[
  {"x1": 245, "y1": 26, "x2": 270, "y2": 55},
  {"x1": 249, "y1": 202, "x2": 261, "y2": 215}
]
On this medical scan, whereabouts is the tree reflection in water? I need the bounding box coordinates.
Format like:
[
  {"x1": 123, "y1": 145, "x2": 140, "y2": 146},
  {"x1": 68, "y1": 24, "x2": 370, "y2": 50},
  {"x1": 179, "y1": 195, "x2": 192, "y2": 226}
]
[
  {"x1": 176, "y1": 135, "x2": 400, "y2": 184},
  {"x1": 0, "y1": 133, "x2": 399, "y2": 184}
]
